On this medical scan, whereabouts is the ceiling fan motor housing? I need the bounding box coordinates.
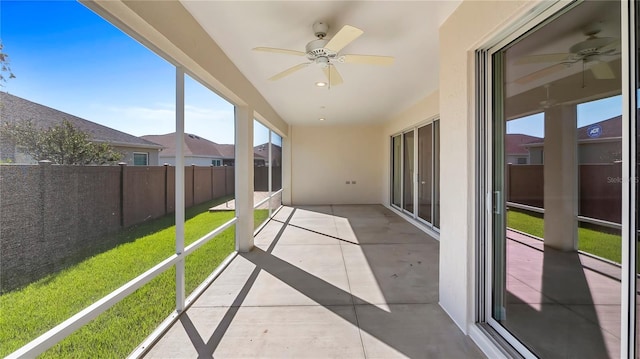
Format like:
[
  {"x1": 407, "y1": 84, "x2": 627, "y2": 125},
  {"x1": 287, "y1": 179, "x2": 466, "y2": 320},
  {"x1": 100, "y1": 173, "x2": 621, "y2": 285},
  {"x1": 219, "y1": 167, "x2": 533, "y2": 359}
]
[
  {"x1": 305, "y1": 38, "x2": 336, "y2": 61},
  {"x1": 569, "y1": 36, "x2": 614, "y2": 57}
]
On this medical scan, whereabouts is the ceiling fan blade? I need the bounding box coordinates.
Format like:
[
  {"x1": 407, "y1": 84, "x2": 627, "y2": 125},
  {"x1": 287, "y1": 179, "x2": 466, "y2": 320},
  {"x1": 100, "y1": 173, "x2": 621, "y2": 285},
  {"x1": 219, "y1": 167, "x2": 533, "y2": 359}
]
[
  {"x1": 253, "y1": 47, "x2": 306, "y2": 56},
  {"x1": 343, "y1": 54, "x2": 394, "y2": 66},
  {"x1": 268, "y1": 63, "x2": 310, "y2": 81},
  {"x1": 324, "y1": 25, "x2": 363, "y2": 53},
  {"x1": 598, "y1": 38, "x2": 620, "y2": 54},
  {"x1": 514, "y1": 63, "x2": 567, "y2": 85},
  {"x1": 515, "y1": 53, "x2": 572, "y2": 65},
  {"x1": 590, "y1": 61, "x2": 615, "y2": 79},
  {"x1": 322, "y1": 65, "x2": 344, "y2": 86}
]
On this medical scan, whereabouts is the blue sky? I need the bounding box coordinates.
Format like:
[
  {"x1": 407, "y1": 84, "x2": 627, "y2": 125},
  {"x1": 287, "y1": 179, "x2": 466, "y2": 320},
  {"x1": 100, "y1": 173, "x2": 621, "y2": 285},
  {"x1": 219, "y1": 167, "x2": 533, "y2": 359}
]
[
  {"x1": 1, "y1": 0, "x2": 278, "y2": 146},
  {"x1": 507, "y1": 95, "x2": 623, "y2": 137}
]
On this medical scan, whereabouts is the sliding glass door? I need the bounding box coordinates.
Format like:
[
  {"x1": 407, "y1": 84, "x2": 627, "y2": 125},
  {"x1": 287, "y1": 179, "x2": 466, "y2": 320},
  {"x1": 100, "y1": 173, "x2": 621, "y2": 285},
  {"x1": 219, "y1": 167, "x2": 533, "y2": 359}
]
[
  {"x1": 391, "y1": 120, "x2": 440, "y2": 230},
  {"x1": 392, "y1": 135, "x2": 402, "y2": 208},
  {"x1": 481, "y1": 1, "x2": 633, "y2": 357},
  {"x1": 418, "y1": 124, "x2": 433, "y2": 223},
  {"x1": 403, "y1": 130, "x2": 415, "y2": 213},
  {"x1": 433, "y1": 120, "x2": 440, "y2": 228}
]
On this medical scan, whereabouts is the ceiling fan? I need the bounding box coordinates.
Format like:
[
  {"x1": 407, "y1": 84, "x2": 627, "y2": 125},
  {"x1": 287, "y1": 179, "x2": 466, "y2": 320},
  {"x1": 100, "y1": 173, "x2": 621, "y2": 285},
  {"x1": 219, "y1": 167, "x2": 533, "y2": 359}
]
[
  {"x1": 253, "y1": 21, "x2": 394, "y2": 86},
  {"x1": 514, "y1": 24, "x2": 619, "y2": 85}
]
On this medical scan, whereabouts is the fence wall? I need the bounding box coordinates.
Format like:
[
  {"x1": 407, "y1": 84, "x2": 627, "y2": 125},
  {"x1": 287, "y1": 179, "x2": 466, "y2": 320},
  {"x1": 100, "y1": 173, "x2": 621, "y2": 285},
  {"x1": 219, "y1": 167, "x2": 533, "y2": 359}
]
[
  {"x1": 0, "y1": 164, "x2": 239, "y2": 293},
  {"x1": 253, "y1": 166, "x2": 282, "y2": 192},
  {"x1": 507, "y1": 163, "x2": 622, "y2": 223}
]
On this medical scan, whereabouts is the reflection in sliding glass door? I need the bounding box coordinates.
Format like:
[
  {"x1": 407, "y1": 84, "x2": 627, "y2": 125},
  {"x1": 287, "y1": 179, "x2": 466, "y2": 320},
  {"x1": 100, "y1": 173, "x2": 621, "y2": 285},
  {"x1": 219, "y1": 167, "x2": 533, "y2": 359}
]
[
  {"x1": 489, "y1": 1, "x2": 622, "y2": 357},
  {"x1": 403, "y1": 131, "x2": 415, "y2": 214},
  {"x1": 392, "y1": 135, "x2": 402, "y2": 208},
  {"x1": 433, "y1": 120, "x2": 440, "y2": 228},
  {"x1": 418, "y1": 124, "x2": 433, "y2": 223}
]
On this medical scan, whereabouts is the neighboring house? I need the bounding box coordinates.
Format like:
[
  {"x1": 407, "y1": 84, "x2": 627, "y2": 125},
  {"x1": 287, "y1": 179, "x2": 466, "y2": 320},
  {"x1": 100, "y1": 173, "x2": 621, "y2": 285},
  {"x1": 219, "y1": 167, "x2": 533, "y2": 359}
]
[
  {"x1": 142, "y1": 133, "x2": 282, "y2": 167},
  {"x1": 253, "y1": 142, "x2": 282, "y2": 167},
  {"x1": 505, "y1": 133, "x2": 542, "y2": 164},
  {"x1": 142, "y1": 132, "x2": 235, "y2": 166},
  {"x1": 526, "y1": 115, "x2": 622, "y2": 164},
  {"x1": 0, "y1": 92, "x2": 163, "y2": 165}
]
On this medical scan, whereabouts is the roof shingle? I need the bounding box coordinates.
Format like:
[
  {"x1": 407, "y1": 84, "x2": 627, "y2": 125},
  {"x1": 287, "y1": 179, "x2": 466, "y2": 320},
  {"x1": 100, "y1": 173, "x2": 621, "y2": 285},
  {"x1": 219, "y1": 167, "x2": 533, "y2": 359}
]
[{"x1": 0, "y1": 92, "x2": 162, "y2": 149}]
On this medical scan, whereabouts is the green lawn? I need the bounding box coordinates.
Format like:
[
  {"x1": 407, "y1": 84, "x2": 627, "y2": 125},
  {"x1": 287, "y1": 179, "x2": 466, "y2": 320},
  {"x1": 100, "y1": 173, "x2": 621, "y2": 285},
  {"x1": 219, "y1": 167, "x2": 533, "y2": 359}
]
[
  {"x1": 0, "y1": 199, "x2": 270, "y2": 358},
  {"x1": 507, "y1": 209, "x2": 622, "y2": 263}
]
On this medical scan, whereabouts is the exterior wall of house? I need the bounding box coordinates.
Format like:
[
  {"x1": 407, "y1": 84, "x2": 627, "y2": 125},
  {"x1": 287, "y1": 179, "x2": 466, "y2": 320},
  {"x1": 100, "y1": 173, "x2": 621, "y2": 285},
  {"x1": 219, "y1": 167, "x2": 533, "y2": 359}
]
[
  {"x1": 529, "y1": 147, "x2": 544, "y2": 164},
  {"x1": 159, "y1": 155, "x2": 226, "y2": 166},
  {"x1": 118, "y1": 146, "x2": 160, "y2": 166},
  {"x1": 506, "y1": 154, "x2": 528, "y2": 164},
  {"x1": 289, "y1": 125, "x2": 383, "y2": 205},
  {"x1": 381, "y1": 90, "x2": 439, "y2": 206},
  {"x1": 578, "y1": 140, "x2": 622, "y2": 164},
  {"x1": 438, "y1": 0, "x2": 535, "y2": 335},
  {"x1": 528, "y1": 140, "x2": 622, "y2": 165}
]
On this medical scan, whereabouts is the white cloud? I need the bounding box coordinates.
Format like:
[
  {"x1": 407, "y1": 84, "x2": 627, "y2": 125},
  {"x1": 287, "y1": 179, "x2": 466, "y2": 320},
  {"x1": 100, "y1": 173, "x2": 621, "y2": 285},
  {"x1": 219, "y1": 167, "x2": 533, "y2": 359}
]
[{"x1": 92, "y1": 103, "x2": 236, "y2": 144}]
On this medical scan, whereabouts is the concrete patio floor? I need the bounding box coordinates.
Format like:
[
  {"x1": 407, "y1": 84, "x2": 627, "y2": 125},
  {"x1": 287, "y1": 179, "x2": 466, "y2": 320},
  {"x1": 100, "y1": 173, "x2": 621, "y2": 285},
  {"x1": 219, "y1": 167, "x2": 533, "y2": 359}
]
[{"x1": 145, "y1": 205, "x2": 484, "y2": 358}]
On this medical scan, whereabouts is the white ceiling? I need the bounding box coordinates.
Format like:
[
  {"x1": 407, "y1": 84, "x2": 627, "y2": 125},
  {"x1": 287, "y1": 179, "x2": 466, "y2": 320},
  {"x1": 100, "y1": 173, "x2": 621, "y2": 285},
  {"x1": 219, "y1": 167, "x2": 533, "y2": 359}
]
[{"x1": 180, "y1": 1, "x2": 461, "y2": 125}]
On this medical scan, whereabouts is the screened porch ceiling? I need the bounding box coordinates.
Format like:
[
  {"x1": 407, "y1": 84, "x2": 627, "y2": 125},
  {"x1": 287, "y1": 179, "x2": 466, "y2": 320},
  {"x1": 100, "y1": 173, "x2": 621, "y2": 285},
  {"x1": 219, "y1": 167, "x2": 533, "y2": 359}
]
[
  {"x1": 178, "y1": 1, "x2": 620, "y2": 125},
  {"x1": 179, "y1": 1, "x2": 460, "y2": 125}
]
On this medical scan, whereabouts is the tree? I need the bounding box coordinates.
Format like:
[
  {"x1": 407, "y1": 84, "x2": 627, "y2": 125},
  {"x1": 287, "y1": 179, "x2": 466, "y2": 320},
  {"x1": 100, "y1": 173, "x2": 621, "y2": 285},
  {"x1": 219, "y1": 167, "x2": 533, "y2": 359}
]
[
  {"x1": 0, "y1": 119, "x2": 124, "y2": 165},
  {"x1": 0, "y1": 40, "x2": 16, "y2": 85}
]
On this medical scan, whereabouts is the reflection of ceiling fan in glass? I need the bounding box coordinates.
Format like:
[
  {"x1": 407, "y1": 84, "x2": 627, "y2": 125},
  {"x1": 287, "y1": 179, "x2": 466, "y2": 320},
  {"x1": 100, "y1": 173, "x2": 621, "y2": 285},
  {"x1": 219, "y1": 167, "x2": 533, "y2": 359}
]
[
  {"x1": 514, "y1": 24, "x2": 620, "y2": 85},
  {"x1": 539, "y1": 84, "x2": 556, "y2": 109},
  {"x1": 252, "y1": 21, "x2": 394, "y2": 86}
]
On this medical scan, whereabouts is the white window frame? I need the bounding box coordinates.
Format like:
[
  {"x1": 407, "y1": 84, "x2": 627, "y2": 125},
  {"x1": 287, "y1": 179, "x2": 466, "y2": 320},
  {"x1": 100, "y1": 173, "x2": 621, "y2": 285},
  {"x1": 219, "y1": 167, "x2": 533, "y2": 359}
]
[{"x1": 133, "y1": 152, "x2": 149, "y2": 166}]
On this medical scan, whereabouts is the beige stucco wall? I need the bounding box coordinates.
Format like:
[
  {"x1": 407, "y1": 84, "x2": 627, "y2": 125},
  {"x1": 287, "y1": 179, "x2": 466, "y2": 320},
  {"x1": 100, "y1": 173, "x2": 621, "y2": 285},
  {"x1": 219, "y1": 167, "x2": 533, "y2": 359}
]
[
  {"x1": 290, "y1": 125, "x2": 383, "y2": 205},
  {"x1": 381, "y1": 90, "x2": 440, "y2": 206},
  {"x1": 438, "y1": 0, "x2": 537, "y2": 332}
]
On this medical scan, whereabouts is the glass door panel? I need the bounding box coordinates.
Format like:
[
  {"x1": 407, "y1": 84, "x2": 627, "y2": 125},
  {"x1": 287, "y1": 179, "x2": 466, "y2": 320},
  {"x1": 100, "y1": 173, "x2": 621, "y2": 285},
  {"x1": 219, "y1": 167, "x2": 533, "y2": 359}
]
[
  {"x1": 418, "y1": 124, "x2": 433, "y2": 223},
  {"x1": 433, "y1": 120, "x2": 440, "y2": 228},
  {"x1": 392, "y1": 135, "x2": 402, "y2": 208},
  {"x1": 403, "y1": 131, "x2": 415, "y2": 213},
  {"x1": 491, "y1": 1, "x2": 621, "y2": 357}
]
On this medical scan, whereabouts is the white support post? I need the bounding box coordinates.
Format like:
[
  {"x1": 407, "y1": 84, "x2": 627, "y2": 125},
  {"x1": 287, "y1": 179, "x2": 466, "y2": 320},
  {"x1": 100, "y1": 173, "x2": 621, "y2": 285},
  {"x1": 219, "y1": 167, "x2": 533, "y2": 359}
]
[
  {"x1": 175, "y1": 67, "x2": 185, "y2": 311},
  {"x1": 235, "y1": 105, "x2": 254, "y2": 252},
  {"x1": 543, "y1": 104, "x2": 578, "y2": 251},
  {"x1": 282, "y1": 127, "x2": 292, "y2": 205}
]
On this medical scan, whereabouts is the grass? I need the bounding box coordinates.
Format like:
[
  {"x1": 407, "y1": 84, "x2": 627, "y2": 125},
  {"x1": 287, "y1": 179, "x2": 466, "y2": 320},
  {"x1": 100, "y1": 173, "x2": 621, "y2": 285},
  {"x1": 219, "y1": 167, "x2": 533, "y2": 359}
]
[
  {"x1": 507, "y1": 209, "x2": 622, "y2": 263},
  {"x1": 0, "y1": 199, "x2": 270, "y2": 358},
  {"x1": 254, "y1": 207, "x2": 270, "y2": 230}
]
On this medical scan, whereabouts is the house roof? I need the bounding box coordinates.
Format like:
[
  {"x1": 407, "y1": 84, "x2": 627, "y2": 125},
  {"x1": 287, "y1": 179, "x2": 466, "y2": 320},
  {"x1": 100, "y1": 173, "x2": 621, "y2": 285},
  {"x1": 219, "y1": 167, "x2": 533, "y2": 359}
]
[
  {"x1": 505, "y1": 134, "x2": 542, "y2": 155},
  {"x1": 577, "y1": 115, "x2": 621, "y2": 140},
  {"x1": 524, "y1": 114, "x2": 624, "y2": 148},
  {"x1": 142, "y1": 132, "x2": 238, "y2": 159},
  {"x1": 254, "y1": 142, "x2": 282, "y2": 161},
  {"x1": 143, "y1": 132, "x2": 282, "y2": 161},
  {"x1": 0, "y1": 92, "x2": 162, "y2": 149},
  {"x1": 142, "y1": 133, "x2": 228, "y2": 158}
]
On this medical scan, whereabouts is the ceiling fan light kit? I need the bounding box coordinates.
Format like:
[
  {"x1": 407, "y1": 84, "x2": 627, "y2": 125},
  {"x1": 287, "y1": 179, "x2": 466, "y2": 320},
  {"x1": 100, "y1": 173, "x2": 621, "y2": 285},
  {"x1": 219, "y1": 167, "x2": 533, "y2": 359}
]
[{"x1": 253, "y1": 21, "x2": 395, "y2": 86}]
